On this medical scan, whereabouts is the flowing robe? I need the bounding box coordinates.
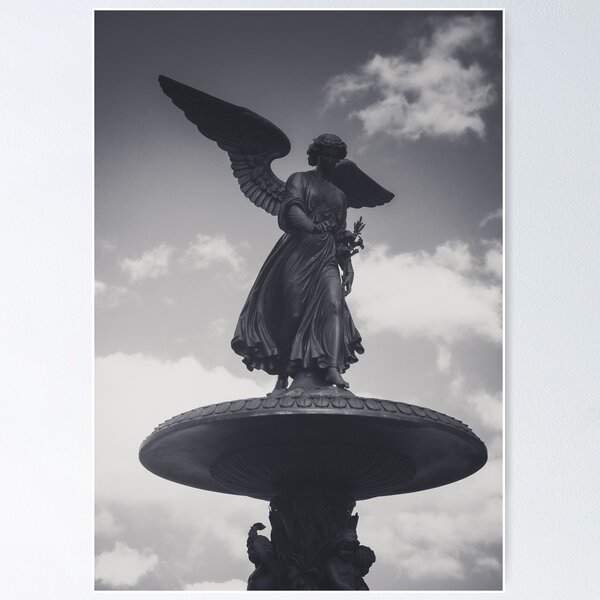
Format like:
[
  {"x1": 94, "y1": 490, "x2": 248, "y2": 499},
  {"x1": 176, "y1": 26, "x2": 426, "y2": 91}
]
[{"x1": 231, "y1": 170, "x2": 364, "y2": 376}]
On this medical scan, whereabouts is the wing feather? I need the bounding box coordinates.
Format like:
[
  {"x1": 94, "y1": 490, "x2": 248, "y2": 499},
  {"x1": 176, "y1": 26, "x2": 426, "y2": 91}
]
[
  {"x1": 331, "y1": 159, "x2": 395, "y2": 209},
  {"x1": 159, "y1": 75, "x2": 290, "y2": 216}
]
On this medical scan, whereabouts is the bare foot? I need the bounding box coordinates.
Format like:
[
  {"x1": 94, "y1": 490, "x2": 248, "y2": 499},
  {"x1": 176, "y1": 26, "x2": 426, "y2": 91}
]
[
  {"x1": 325, "y1": 367, "x2": 350, "y2": 389},
  {"x1": 269, "y1": 374, "x2": 289, "y2": 394}
]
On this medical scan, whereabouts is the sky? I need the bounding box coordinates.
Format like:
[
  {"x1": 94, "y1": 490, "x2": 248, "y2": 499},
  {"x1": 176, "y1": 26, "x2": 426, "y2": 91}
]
[{"x1": 95, "y1": 10, "x2": 503, "y2": 591}]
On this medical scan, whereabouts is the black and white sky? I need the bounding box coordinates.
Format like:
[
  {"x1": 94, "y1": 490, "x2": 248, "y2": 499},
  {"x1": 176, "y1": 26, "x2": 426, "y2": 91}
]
[{"x1": 95, "y1": 10, "x2": 503, "y2": 591}]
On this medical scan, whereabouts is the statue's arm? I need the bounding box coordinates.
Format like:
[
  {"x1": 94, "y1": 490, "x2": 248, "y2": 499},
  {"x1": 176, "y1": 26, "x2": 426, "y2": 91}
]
[
  {"x1": 335, "y1": 199, "x2": 355, "y2": 296},
  {"x1": 278, "y1": 173, "x2": 315, "y2": 234},
  {"x1": 287, "y1": 205, "x2": 316, "y2": 233},
  {"x1": 340, "y1": 258, "x2": 354, "y2": 297}
]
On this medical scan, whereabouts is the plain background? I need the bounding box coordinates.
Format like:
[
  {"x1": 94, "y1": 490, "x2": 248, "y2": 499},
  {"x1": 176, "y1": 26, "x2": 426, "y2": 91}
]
[{"x1": 1, "y1": 1, "x2": 599, "y2": 599}]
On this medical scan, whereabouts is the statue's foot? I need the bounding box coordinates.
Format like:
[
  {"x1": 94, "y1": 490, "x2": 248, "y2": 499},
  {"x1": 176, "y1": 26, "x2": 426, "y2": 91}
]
[
  {"x1": 270, "y1": 375, "x2": 289, "y2": 394},
  {"x1": 325, "y1": 368, "x2": 350, "y2": 389}
]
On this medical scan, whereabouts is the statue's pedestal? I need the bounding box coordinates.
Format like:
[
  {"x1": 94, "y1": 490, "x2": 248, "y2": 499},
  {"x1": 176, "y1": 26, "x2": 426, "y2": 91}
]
[{"x1": 139, "y1": 387, "x2": 487, "y2": 590}]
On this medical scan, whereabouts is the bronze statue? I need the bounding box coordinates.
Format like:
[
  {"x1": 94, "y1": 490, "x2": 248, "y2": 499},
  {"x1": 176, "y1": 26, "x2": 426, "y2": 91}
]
[
  {"x1": 159, "y1": 76, "x2": 393, "y2": 391},
  {"x1": 246, "y1": 523, "x2": 280, "y2": 590},
  {"x1": 323, "y1": 526, "x2": 361, "y2": 590},
  {"x1": 140, "y1": 75, "x2": 489, "y2": 593},
  {"x1": 354, "y1": 545, "x2": 376, "y2": 590}
]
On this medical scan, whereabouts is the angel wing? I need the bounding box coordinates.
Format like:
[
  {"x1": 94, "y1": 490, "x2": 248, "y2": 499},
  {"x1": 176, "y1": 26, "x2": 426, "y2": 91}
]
[
  {"x1": 332, "y1": 159, "x2": 395, "y2": 209},
  {"x1": 159, "y1": 75, "x2": 291, "y2": 216}
]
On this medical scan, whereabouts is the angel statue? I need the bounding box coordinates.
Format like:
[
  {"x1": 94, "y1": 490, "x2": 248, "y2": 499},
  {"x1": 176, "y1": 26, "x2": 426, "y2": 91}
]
[{"x1": 159, "y1": 76, "x2": 394, "y2": 392}]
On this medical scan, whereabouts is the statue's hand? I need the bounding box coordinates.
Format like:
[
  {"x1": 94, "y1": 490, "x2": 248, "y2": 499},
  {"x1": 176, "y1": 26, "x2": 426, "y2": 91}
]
[
  {"x1": 342, "y1": 270, "x2": 354, "y2": 296},
  {"x1": 315, "y1": 221, "x2": 335, "y2": 234}
]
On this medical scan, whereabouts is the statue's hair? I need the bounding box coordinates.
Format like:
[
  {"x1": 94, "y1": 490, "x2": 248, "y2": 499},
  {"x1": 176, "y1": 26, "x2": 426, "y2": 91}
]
[{"x1": 307, "y1": 133, "x2": 348, "y2": 166}]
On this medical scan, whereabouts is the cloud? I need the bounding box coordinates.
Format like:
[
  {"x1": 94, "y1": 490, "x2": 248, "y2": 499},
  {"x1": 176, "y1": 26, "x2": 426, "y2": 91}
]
[
  {"x1": 96, "y1": 509, "x2": 122, "y2": 538},
  {"x1": 325, "y1": 15, "x2": 497, "y2": 141},
  {"x1": 98, "y1": 238, "x2": 117, "y2": 252},
  {"x1": 474, "y1": 555, "x2": 501, "y2": 572},
  {"x1": 360, "y1": 465, "x2": 502, "y2": 587},
  {"x1": 433, "y1": 240, "x2": 473, "y2": 273},
  {"x1": 95, "y1": 542, "x2": 158, "y2": 587},
  {"x1": 483, "y1": 240, "x2": 503, "y2": 279},
  {"x1": 207, "y1": 317, "x2": 230, "y2": 337},
  {"x1": 182, "y1": 233, "x2": 244, "y2": 272},
  {"x1": 95, "y1": 279, "x2": 139, "y2": 310},
  {"x1": 184, "y1": 579, "x2": 247, "y2": 590},
  {"x1": 114, "y1": 234, "x2": 246, "y2": 293},
  {"x1": 120, "y1": 243, "x2": 174, "y2": 282},
  {"x1": 401, "y1": 548, "x2": 465, "y2": 581},
  {"x1": 465, "y1": 389, "x2": 503, "y2": 432},
  {"x1": 479, "y1": 208, "x2": 503, "y2": 228},
  {"x1": 95, "y1": 353, "x2": 271, "y2": 589},
  {"x1": 95, "y1": 352, "x2": 270, "y2": 508},
  {"x1": 436, "y1": 344, "x2": 452, "y2": 373},
  {"x1": 350, "y1": 240, "x2": 502, "y2": 344}
]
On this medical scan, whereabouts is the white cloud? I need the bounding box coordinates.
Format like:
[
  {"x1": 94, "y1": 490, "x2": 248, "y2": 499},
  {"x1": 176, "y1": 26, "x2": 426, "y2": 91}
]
[
  {"x1": 466, "y1": 389, "x2": 503, "y2": 432},
  {"x1": 483, "y1": 240, "x2": 503, "y2": 279},
  {"x1": 184, "y1": 579, "x2": 246, "y2": 590},
  {"x1": 95, "y1": 542, "x2": 158, "y2": 586},
  {"x1": 436, "y1": 344, "x2": 452, "y2": 373},
  {"x1": 98, "y1": 238, "x2": 117, "y2": 252},
  {"x1": 474, "y1": 555, "x2": 501, "y2": 572},
  {"x1": 95, "y1": 353, "x2": 270, "y2": 507},
  {"x1": 325, "y1": 15, "x2": 496, "y2": 141},
  {"x1": 207, "y1": 317, "x2": 230, "y2": 337},
  {"x1": 351, "y1": 241, "x2": 502, "y2": 344},
  {"x1": 95, "y1": 353, "x2": 271, "y2": 588},
  {"x1": 95, "y1": 279, "x2": 139, "y2": 310},
  {"x1": 120, "y1": 243, "x2": 174, "y2": 282},
  {"x1": 361, "y1": 482, "x2": 502, "y2": 584},
  {"x1": 479, "y1": 208, "x2": 503, "y2": 228},
  {"x1": 433, "y1": 240, "x2": 473, "y2": 273},
  {"x1": 401, "y1": 548, "x2": 464, "y2": 581},
  {"x1": 95, "y1": 509, "x2": 122, "y2": 538},
  {"x1": 182, "y1": 233, "x2": 244, "y2": 272}
]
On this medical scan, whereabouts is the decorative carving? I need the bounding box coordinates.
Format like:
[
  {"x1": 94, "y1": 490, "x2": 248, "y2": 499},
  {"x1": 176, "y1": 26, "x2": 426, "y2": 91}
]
[
  {"x1": 246, "y1": 523, "x2": 280, "y2": 590},
  {"x1": 246, "y1": 499, "x2": 376, "y2": 590},
  {"x1": 139, "y1": 389, "x2": 488, "y2": 502},
  {"x1": 150, "y1": 389, "x2": 478, "y2": 440},
  {"x1": 354, "y1": 545, "x2": 376, "y2": 590},
  {"x1": 211, "y1": 444, "x2": 416, "y2": 498}
]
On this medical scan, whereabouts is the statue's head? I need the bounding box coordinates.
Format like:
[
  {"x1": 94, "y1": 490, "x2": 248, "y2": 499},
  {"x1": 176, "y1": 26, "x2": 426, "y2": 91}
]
[
  {"x1": 247, "y1": 535, "x2": 273, "y2": 566},
  {"x1": 307, "y1": 133, "x2": 348, "y2": 168},
  {"x1": 355, "y1": 545, "x2": 376, "y2": 576}
]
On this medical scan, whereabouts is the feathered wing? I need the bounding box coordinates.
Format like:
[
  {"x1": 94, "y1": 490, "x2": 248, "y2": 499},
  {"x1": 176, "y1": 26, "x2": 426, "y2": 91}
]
[
  {"x1": 331, "y1": 159, "x2": 394, "y2": 209},
  {"x1": 159, "y1": 75, "x2": 291, "y2": 216}
]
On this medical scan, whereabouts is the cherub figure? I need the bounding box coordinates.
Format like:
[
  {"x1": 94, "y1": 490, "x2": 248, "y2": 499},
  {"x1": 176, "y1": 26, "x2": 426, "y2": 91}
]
[
  {"x1": 354, "y1": 544, "x2": 376, "y2": 591},
  {"x1": 159, "y1": 77, "x2": 394, "y2": 392},
  {"x1": 246, "y1": 523, "x2": 279, "y2": 590},
  {"x1": 322, "y1": 527, "x2": 360, "y2": 590}
]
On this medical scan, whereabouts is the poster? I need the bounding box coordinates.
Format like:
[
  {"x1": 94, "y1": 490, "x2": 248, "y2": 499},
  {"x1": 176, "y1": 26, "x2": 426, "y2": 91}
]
[{"x1": 94, "y1": 9, "x2": 503, "y2": 591}]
